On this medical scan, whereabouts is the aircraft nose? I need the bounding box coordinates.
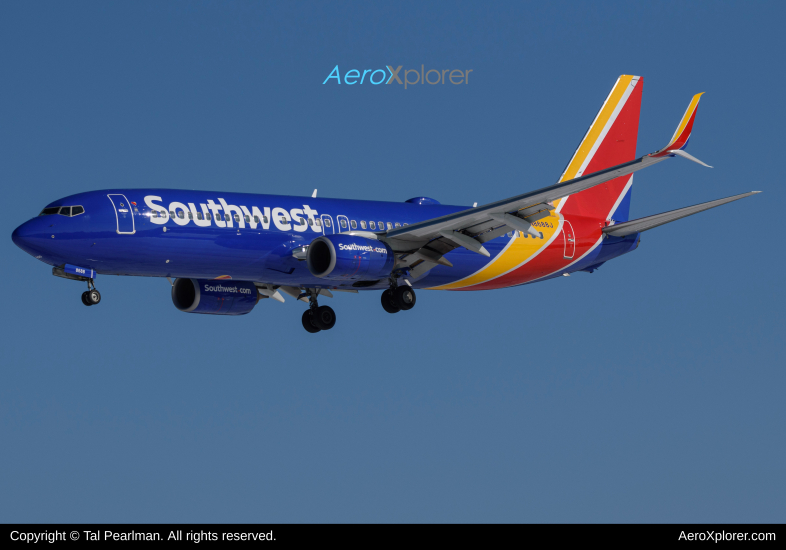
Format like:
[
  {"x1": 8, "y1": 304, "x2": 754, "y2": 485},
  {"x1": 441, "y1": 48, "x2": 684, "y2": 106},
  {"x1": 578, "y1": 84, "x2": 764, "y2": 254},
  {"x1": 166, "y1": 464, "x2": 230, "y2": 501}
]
[
  {"x1": 12, "y1": 220, "x2": 33, "y2": 248},
  {"x1": 11, "y1": 218, "x2": 49, "y2": 256}
]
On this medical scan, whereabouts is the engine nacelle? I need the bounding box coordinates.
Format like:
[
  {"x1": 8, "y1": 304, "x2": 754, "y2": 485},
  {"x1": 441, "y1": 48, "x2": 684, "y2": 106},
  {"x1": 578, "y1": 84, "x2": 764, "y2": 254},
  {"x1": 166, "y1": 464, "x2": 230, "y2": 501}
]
[
  {"x1": 171, "y1": 278, "x2": 259, "y2": 315},
  {"x1": 307, "y1": 234, "x2": 394, "y2": 281}
]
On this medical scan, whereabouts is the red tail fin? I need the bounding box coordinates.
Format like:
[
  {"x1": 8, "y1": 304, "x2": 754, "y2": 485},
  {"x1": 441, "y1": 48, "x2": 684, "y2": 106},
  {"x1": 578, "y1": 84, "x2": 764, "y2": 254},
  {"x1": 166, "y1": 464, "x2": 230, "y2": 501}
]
[{"x1": 556, "y1": 75, "x2": 642, "y2": 221}]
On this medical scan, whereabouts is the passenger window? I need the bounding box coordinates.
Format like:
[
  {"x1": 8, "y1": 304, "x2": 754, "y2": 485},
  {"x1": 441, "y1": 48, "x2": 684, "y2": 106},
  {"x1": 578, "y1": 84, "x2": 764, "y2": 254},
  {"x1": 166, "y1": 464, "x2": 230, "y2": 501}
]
[
  {"x1": 169, "y1": 211, "x2": 175, "y2": 218},
  {"x1": 280, "y1": 217, "x2": 288, "y2": 224},
  {"x1": 387, "y1": 222, "x2": 392, "y2": 230},
  {"x1": 308, "y1": 218, "x2": 314, "y2": 226},
  {"x1": 378, "y1": 221, "x2": 384, "y2": 229},
  {"x1": 254, "y1": 216, "x2": 260, "y2": 223},
  {"x1": 395, "y1": 222, "x2": 401, "y2": 228},
  {"x1": 178, "y1": 211, "x2": 184, "y2": 219},
  {"x1": 350, "y1": 220, "x2": 357, "y2": 229},
  {"x1": 188, "y1": 212, "x2": 193, "y2": 220},
  {"x1": 325, "y1": 219, "x2": 331, "y2": 227},
  {"x1": 224, "y1": 214, "x2": 230, "y2": 221},
  {"x1": 315, "y1": 219, "x2": 321, "y2": 227},
  {"x1": 369, "y1": 221, "x2": 376, "y2": 230},
  {"x1": 360, "y1": 220, "x2": 367, "y2": 229},
  {"x1": 197, "y1": 212, "x2": 203, "y2": 220},
  {"x1": 340, "y1": 219, "x2": 347, "y2": 229},
  {"x1": 59, "y1": 207, "x2": 71, "y2": 216},
  {"x1": 244, "y1": 215, "x2": 250, "y2": 223},
  {"x1": 206, "y1": 213, "x2": 212, "y2": 220}
]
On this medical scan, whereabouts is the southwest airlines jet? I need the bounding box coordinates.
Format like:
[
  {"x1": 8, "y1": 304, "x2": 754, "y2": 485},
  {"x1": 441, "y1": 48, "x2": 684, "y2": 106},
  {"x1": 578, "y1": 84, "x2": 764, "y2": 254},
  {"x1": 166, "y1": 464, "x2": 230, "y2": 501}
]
[{"x1": 12, "y1": 76, "x2": 758, "y2": 333}]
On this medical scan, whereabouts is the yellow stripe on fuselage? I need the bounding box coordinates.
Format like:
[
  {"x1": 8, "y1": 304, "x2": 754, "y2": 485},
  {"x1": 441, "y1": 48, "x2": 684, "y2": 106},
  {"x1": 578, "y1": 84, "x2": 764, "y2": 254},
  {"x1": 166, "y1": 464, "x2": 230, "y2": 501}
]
[{"x1": 428, "y1": 218, "x2": 562, "y2": 290}]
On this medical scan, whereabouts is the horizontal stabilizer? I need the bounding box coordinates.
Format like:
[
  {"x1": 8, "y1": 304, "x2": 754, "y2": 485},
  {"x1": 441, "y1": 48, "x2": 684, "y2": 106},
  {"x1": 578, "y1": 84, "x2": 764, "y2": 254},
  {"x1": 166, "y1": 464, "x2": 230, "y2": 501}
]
[{"x1": 602, "y1": 191, "x2": 760, "y2": 237}]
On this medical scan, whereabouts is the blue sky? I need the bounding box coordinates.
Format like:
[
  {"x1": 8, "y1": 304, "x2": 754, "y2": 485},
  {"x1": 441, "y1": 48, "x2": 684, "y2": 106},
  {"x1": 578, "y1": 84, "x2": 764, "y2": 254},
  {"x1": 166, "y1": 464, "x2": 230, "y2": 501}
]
[{"x1": 1, "y1": 1, "x2": 784, "y2": 522}]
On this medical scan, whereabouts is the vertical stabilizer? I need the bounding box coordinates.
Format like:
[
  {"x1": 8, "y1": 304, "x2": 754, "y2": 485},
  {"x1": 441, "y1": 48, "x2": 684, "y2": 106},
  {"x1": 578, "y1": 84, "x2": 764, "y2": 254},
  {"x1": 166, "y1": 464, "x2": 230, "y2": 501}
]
[{"x1": 556, "y1": 75, "x2": 643, "y2": 221}]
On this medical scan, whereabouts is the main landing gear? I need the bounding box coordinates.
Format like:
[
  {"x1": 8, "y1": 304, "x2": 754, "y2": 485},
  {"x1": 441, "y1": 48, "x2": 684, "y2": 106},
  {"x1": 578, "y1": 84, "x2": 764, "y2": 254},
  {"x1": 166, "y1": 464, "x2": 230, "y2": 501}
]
[
  {"x1": 301, "y1": 290, "x2": 336, "y2": 333},
  {"x1": 381, "y1": 284, "x2": 416, "y2": 314},
  {"x1": 81, "y1": 279, "x2": 101, "y2": 306}
]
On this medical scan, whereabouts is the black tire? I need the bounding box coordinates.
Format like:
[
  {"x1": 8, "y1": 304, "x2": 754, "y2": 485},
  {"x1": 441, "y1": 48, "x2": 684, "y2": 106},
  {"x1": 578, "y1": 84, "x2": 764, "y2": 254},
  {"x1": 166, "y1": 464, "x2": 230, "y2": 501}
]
[
  {"x1": 394, "y1": 286, "x2": 416, "y2": 311},
  {"x1": 313, "y1": 305, "x2": 336, "y2": 330},
  {"x1": 88, "y1": 289, "x2": 101, "y2": 305},
  {"x1": 81, "y1": 291, "x2": 92, "y2": 306},
  {"x1": 302, "y1": 310, "x2": 321, "y2": 333},
  {"x1": 381, "y1": 289, "x2": 400, "y2": 313}
]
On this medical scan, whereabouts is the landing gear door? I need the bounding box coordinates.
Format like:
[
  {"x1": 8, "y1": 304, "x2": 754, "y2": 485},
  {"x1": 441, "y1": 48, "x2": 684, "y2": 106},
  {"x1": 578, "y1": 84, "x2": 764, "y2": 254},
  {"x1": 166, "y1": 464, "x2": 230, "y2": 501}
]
[
  {"x1": 321, "y1": 214, "x2": 334, "y2": 235},
  {"x1": 108, "y1": 194, "x2": 135, "y2": 235}
]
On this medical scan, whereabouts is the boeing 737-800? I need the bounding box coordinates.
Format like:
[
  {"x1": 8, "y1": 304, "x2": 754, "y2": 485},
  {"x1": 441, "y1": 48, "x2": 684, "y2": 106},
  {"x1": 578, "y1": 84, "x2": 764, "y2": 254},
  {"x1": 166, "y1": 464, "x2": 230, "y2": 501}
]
[{"x1": 11, "y1": 75, "x2": 759, "y2": 333}]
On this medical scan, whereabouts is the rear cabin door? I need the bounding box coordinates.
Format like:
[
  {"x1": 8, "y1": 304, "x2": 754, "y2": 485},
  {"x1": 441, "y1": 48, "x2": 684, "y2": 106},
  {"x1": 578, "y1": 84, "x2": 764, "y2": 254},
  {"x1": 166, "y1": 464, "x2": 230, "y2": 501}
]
[
  {"x1": 563, "y1": 220, "x2": 575, "y2": 259},
  {"x1": 107, "y1": 194, "x2": 135, "y2": 234},
  {"x1": 321, "y1": 214, "x2": 334, "y2": 235}
]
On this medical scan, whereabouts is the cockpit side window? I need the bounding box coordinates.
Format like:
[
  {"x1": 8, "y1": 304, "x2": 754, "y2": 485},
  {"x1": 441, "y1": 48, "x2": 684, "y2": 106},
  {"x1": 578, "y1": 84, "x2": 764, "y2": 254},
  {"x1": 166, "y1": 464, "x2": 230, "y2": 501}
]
[
  {"x1": 71, "y1": 206, "x2": 84, "y2": 216},
  {"x1": 58, "y1": 206, "x2": 72, "y2": 216}
]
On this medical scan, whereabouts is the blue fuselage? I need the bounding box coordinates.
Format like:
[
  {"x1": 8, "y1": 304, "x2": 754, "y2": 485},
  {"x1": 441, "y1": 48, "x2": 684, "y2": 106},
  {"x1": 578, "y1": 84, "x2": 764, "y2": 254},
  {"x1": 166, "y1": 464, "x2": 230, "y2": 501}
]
[
  {"x1": 11, "y1": 189, "x2": 507, "y2": 290},
  {"x1": 12, "y1": 189, "x2": 640, "y2": 292}
]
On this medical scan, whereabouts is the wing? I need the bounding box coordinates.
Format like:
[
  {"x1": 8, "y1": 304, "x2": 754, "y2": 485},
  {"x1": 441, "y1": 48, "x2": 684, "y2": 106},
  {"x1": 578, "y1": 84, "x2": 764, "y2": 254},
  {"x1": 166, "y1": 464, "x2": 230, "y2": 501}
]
[{"x1": 383, "y1": 91, "x2": 713, "y2": 277}]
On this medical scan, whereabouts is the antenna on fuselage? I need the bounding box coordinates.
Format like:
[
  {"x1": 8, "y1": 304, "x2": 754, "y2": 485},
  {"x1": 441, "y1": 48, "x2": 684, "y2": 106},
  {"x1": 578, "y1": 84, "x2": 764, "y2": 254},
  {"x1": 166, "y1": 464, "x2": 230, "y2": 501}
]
[{"x1": 312, "y1": 189, "x2": 317, "y2": 198}]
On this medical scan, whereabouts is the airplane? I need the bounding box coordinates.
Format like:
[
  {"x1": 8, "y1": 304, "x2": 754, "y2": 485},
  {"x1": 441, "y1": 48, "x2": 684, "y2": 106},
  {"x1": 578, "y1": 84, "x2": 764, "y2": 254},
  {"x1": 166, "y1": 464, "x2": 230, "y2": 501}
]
[{"x1": 11, "y1": 75, "x2": 759, "y2": 333}]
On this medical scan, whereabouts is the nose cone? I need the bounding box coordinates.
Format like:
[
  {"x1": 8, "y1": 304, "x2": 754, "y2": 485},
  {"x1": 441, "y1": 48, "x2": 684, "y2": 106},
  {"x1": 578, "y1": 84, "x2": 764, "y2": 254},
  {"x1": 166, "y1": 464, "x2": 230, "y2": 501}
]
[
  {"x1": 12, "y1": 218, "x2": 50, "y2": 257},
  {"x1": 12, "y1": 220, "x2": 34, "y2": 249}
]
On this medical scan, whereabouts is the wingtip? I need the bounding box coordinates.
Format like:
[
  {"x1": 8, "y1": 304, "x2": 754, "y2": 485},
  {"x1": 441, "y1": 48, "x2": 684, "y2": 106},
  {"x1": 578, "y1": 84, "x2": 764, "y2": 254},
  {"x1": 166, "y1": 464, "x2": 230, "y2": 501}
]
[{"x1": 650, "y1": 91, "x2": 706, "y2": 157}]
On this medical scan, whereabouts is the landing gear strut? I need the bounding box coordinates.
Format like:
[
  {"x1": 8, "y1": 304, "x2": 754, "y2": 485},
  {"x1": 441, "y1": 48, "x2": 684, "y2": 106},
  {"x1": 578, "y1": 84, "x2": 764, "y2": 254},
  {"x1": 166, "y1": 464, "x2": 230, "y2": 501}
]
[
  {"x1": 301, "y1": 290, "x2": 336, "y2": 333},
  {"x1": 381, "y1": 281, "x2": 416, "y2": 314},
  {"x1": 81, "y1": 279, "x2": 101, "y2": 306}
]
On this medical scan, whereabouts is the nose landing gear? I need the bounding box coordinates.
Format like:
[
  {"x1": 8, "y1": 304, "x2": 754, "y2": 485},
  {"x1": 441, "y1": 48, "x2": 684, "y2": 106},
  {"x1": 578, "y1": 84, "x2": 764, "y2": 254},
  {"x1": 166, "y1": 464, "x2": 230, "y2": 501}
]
[{"x1": 81, "y1": 280, "x2": 101, "y2": 306}]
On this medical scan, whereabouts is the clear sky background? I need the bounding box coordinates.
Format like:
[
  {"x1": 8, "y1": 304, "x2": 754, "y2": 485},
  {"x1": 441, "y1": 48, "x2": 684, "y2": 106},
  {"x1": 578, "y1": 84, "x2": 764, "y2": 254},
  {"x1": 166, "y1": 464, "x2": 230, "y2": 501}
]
[{"x1": 1, "y1": 1, "x2": 784, "y2": 522}]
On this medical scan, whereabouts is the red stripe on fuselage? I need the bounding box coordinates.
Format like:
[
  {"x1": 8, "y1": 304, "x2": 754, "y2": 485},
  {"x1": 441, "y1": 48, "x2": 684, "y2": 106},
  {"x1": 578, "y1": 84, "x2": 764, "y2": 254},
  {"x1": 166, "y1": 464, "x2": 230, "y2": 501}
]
[{"x1": 459, "y1": 214, "x2": 601, "y2": 290}]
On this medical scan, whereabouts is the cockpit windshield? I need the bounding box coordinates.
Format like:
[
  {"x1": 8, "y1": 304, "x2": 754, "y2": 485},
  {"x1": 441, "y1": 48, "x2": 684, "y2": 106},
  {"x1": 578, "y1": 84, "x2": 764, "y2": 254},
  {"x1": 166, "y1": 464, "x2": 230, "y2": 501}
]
[{"x1": 39, "y1": 206, "x2": 84, "y2": 217}]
